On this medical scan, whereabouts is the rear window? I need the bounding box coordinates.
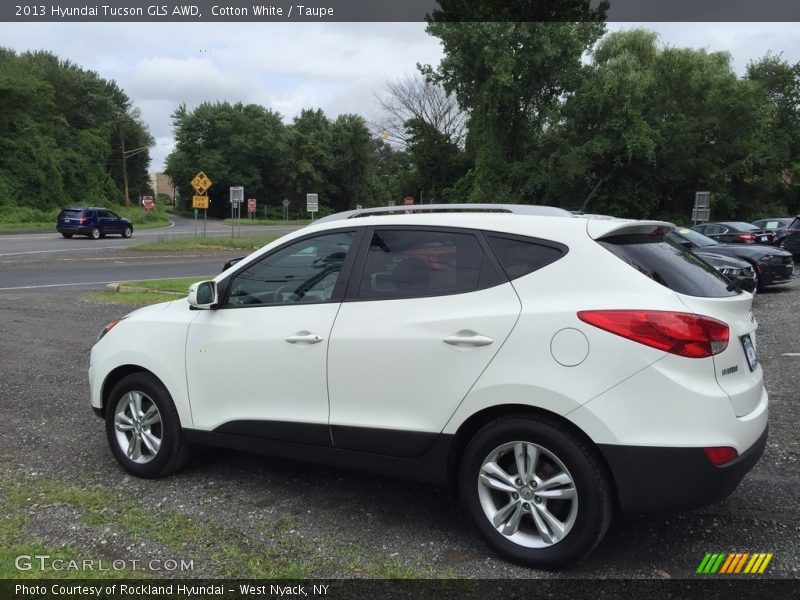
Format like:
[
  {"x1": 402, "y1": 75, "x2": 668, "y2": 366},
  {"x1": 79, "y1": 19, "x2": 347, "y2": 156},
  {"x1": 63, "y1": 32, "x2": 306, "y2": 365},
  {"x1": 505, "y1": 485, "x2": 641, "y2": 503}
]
[
  {"x1": 59, "y1": 209, "x2": 83, "y2": 218},
  {"x1": 598, "y1": 234, "x2": 739, "y2": 297}
]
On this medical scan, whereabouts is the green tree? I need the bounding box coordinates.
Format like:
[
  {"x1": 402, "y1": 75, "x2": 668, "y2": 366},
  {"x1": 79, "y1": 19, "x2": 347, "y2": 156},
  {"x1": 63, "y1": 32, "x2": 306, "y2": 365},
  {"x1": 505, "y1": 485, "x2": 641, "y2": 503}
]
[
  {"x1": 746, "y1": 54, "x2": 800, "y2": 214},
  {"x1": 0, "y1": 48, "x2": 152, "y2": 210},
  {"x1": 421, "y1": 20, "x2": 606, "y2": 202},
  {"x1": 165, "y1": 102, "x2": 286, "y2": 217},
  {"x1": 532, "y1": 30, "x2": 773, "y2": 221},
  {"x1": 328, "y1": 114, "x2": 377, "y2": 210}
]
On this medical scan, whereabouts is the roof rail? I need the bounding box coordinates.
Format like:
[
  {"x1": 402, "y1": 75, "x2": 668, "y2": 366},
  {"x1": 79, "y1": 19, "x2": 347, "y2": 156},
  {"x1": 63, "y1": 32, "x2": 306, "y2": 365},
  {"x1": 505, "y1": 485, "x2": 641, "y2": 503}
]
[{"x1": 315, "y1": 203, "x2": 573, "y2": 224}]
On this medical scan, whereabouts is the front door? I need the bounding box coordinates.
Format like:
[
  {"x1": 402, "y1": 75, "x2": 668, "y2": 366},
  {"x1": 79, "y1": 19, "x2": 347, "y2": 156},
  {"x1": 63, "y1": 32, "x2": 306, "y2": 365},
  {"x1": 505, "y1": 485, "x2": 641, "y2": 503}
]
[{"x1": 185, "y1": 230, "x2": 358, "y2": 444}]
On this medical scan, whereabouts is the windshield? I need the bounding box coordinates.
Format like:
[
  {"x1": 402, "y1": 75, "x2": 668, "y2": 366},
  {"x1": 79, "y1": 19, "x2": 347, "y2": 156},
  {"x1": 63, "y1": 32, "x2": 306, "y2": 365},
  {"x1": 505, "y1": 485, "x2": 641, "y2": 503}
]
[{"x1": 667, "y1": 228, "x2": 719, "y2": 248}]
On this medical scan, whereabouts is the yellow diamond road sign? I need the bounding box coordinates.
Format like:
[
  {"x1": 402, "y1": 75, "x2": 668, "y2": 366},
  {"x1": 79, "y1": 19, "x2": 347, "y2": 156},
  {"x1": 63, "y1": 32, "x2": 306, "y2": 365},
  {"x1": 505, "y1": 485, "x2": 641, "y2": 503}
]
[{"x1": 191, "y1": 171, "x2": 212, "y2": 194}]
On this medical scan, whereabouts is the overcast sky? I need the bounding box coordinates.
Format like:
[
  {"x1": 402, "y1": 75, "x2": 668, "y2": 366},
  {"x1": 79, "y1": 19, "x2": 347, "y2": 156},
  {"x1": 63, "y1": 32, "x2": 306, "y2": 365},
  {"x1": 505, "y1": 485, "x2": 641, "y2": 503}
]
[{"x1": 1, "y1": 22, "x2": 798, "y2": 171}]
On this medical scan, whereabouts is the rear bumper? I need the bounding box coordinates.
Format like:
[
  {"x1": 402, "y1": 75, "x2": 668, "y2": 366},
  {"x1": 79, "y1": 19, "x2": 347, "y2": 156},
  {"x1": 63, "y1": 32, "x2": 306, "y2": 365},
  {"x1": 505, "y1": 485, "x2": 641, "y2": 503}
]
[
  {"x1": 57, "y1": 224, "x2": 91, "y2": 234},
  {"x1": 600, "y1": 425, "x2": 767, "y2": 513}
]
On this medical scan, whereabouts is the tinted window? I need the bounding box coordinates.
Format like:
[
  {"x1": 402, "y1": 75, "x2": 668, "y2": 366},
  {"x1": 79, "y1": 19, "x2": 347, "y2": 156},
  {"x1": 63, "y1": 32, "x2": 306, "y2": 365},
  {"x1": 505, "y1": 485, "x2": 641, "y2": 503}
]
[
  {"x1": 97, "y1": 210, "x2": 109, "y2": 218},
  {"x1": 486, "y1": 235, "x2": 565, "y2": 280},
  {"x1": 669, "y1": 228, "x2": 719, "y2": 248},
  {"x1": 598, "y1": 234, "x2": 739, "y2": 297},
  {"x1": 59, "y1": 209, "x2": 82, "y2": 218},
  {"x1": 726, "y1": 222, "x2": 757, "y2": 231},
  {"x1": 358, "y1": 229, "x2": 498, "y2": 299},
  {"x1": 226, "y1": 232, "x2": 355, "y2": 307}
]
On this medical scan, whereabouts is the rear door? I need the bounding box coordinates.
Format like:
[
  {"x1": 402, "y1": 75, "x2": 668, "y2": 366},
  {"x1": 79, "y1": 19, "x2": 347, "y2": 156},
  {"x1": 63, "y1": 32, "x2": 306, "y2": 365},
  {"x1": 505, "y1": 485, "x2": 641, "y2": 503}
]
[{"x1": 326, "y1": 227, "x2": 520, "y2": 456}]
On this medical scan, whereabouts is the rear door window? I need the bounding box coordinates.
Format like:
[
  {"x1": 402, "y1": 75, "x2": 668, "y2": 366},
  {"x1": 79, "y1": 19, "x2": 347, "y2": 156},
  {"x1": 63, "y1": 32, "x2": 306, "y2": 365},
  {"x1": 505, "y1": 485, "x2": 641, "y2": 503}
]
[
  {"x1": 598, "y1": 234, "x2": 739, "y2": 297},
  {"x1": 357, "y1": 229, "x2": 503, "y2": 300}
]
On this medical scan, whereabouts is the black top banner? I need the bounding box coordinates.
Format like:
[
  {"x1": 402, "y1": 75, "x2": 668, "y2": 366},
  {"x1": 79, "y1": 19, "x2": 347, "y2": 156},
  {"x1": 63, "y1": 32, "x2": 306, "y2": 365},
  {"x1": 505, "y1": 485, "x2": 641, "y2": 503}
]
[{"x1": 2, "y1": 0, "x2": 800, "y2": 23}]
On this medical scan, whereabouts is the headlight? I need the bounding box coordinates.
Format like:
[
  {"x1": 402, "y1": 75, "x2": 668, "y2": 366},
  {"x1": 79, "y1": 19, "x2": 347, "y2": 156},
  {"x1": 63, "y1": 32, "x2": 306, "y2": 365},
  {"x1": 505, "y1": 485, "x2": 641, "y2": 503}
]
[
  {"x1": 97, "y1": 318, "x2": 125, "y2": 342},
  {"x1": 758, "y1": 255, "x2": 782, "y2": 264}
]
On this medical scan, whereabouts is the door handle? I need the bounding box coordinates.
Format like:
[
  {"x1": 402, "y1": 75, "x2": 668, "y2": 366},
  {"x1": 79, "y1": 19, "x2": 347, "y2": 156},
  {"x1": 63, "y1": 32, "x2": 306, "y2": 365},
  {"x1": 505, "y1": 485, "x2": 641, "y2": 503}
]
[
  {"x1": 286, "y1": 332, "x2": 323, "y2": 344},
  {"x1": 443, "y1": 332, "x2": 494, "y2": 347}
]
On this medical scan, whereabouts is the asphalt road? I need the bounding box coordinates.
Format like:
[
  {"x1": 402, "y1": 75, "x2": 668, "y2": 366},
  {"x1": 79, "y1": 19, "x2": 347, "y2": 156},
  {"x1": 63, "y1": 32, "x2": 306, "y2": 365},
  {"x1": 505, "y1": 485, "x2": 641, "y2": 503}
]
[
  {"x1": 0, "y1": 216, "x2": 300, "y2": 291},
  {"x1": 0, "y1": 274, "x2": 797, "y2": 582}
]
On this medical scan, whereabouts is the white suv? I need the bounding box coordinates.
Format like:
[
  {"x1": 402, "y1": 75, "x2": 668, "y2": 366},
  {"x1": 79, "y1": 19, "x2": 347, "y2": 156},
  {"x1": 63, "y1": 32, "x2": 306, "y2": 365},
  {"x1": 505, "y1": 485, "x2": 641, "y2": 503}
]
[{"x1": 89, "y1": 205, "x2": 768, "y2": 568}]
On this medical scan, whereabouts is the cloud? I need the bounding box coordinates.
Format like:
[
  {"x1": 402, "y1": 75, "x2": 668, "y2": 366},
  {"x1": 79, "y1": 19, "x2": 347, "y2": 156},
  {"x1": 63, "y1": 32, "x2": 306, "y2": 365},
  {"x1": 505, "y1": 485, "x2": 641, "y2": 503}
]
[{"x1": 2, "y1": 21, "x2": 799, "y2": 171}]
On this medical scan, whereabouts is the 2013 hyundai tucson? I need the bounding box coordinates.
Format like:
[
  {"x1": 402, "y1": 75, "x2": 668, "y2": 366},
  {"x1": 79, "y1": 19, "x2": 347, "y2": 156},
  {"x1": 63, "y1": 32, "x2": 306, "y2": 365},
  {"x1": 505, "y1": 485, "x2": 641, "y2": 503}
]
[{"x1": 89, "y1": 205, "x2": 768, "y2": 568}]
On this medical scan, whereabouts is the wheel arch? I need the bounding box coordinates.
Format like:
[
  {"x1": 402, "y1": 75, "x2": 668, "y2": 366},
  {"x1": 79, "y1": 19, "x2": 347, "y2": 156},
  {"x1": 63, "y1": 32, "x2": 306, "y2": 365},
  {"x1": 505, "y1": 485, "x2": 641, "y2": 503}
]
[
  {"x1": 100, "y1": 365, "x2": 162, "y2": 418},
  {"x1": 447, "y1": 404, "x2": 619, "y2": 507}
]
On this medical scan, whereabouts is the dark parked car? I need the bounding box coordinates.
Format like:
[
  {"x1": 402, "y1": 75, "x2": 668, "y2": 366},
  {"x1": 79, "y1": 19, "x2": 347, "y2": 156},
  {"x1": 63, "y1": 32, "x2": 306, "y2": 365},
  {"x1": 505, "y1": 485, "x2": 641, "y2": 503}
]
[
  {"x1": 780, "y1": 216, "x2": 800, "y2": 257},
  {"x1": 699, "y1": 253, "x2": 757, "y2": 293},
  {"x1": 691, "y1": 221, "x2": 776, "y2": 245},
  {"x1": 668, "y1": 227, "x2": 793, "y2": 291},
  {"x1": 752, "y1": 217, "x2": 794, "y2": 246},
  {"x1": 57, "y1": 207, "x2": 133, "y2": 240}
]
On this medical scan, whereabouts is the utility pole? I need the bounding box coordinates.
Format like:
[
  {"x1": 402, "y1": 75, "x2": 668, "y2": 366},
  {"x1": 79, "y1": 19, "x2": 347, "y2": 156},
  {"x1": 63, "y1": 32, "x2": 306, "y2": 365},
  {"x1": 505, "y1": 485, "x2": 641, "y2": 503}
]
[{"x1": 118, "y1": 120, "x2": 130, "y2": 208}]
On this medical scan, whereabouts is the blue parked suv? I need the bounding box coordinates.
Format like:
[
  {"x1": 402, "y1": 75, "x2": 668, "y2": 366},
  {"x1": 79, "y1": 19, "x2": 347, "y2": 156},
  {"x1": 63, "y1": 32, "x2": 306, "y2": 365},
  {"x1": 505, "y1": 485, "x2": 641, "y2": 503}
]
[{"x1": 57, "y1": 207, "x2": 133, "y2": 240}]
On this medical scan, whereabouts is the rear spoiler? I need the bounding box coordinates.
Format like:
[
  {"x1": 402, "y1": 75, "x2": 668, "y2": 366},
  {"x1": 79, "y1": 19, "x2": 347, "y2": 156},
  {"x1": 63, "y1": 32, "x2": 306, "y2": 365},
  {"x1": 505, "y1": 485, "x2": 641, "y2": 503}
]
[{"x1": 586, "y1": 218, "x2": 675, "y2": 240}]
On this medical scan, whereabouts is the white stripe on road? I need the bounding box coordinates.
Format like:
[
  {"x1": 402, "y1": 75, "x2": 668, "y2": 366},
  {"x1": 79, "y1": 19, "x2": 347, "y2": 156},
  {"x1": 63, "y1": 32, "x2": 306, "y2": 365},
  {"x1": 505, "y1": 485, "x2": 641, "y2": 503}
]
[
  {"x1": 0, "y1": 281, "x2": 120, "y2": 290},
  {"x1": 0, "y1": 246, "x2": 123, "y2": 257}
]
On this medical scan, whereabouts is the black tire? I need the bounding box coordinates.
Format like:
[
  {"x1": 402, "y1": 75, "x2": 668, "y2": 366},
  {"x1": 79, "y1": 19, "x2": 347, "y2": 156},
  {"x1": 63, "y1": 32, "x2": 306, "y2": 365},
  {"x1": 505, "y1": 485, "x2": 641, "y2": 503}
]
[
  {"x1": 122, "y1": 226, "x2": 133, "y2": 238},
  {"x1": 61, "y1": 233, "x2": 73, "y2": 239},
  {"x1": 89, "y1": 227, "x2": 101, "y2": 240},
  {"x1": 105, "y1": 372, "x2": 191, "y2": 478},
  {"x1": 458, "y1": 415, "x2": 612, "y2": 569}
]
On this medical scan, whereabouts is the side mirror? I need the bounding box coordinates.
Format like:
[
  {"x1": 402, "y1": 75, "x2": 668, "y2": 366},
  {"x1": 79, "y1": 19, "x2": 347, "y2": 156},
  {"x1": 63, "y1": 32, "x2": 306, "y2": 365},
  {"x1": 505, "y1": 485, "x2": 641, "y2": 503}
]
[{"x1": 188, "y1": 280, "x2": 218, "y2": 309}]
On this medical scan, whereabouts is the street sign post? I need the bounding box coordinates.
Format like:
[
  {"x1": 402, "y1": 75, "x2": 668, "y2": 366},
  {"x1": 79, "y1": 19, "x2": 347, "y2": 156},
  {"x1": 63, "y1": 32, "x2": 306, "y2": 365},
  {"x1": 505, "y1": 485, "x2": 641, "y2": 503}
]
[
  {"x1": 282, "y1": 198, "x2": 289, "y2": 221},
  {"x1": 692, "y1": 191, "x2": 711, "y2": 224},
  {"x1": 230, "y1": 186, "x2": 244, "y2": 237},
  {"x1": 191, "y1": 171, "x2": 213, "y2": 237},
  {"x1": 306, "y1": 193, "x2": 319, "y2": 221},
  {"x1": 247, "y1": 198, "x2": 257, "y2": 219},
  {"x1": 142, "y1": 196, "x2": 155, "y2": 212}
]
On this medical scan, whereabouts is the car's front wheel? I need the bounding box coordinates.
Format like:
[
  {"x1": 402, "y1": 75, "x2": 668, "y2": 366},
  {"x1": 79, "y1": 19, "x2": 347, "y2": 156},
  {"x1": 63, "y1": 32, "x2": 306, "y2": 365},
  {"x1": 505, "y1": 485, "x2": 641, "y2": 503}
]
[
  {"x1": 459, "y1": 415, "x2": 612, "y2": 569},
  {"x1": 122, "y1": 226, "x2": 133, "y2": 238},
  {"x1": 105, "y1": 372, "x2": 190, "y2": 478}
]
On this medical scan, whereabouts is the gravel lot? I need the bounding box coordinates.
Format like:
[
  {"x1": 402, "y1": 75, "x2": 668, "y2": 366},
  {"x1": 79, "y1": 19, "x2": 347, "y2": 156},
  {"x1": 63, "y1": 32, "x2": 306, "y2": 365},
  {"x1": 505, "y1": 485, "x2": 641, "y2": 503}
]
[{"x1": 0, "y1": 276, "x2": 798, "y2": 581}]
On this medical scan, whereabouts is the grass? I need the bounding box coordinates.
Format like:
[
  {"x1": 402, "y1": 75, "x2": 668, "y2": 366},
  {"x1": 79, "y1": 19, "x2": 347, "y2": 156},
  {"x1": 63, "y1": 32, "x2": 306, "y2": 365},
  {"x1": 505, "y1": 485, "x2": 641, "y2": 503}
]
[
  {"x1": 85, "y1": 277, "x2": 212, "y2": 306},
  {"x1": 223, "y1": 217, "x2": 310, "y2": 226},
  {"x1": 131, "y1": 235, "x2": 279, "y2": 252},
  {"x1": 0, "y1": 467, "x2": 449, "y2": 579}
]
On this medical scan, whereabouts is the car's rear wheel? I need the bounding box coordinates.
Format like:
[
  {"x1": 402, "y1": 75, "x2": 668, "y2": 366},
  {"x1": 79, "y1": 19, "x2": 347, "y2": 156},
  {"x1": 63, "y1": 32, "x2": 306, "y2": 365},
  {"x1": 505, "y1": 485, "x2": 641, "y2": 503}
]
[
  {"x1": 61, "y1": 233, "x2": 73, "y2": 239},
  {"x1": 122, "y1": 226, "x2": 133, "y2": 238},
  {"x1": 459, "y1": 415, "x2": 612, "y2": 569},
  {"x1": 89, "y1": 227, "x2": 101, "y2": 240},
  {"x1": 105, "y1": 372, "x2": 190, "y2": 478}
]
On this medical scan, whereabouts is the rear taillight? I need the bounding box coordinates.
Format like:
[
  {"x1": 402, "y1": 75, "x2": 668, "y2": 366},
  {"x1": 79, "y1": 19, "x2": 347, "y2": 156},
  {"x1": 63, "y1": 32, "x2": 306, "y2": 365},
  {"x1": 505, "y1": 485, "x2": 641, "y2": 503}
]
[
  {"x1": 79, "y1": 217, "x2": 87, "y2": 224},
  {"x1": 704, "y1": 446, "x2": 738, "y2": 465},
  {"x1": 577, "y1": 310, "x2": 729, "y2": 358},
  {"x1": 736, "y1": 233, "x2": 755, "y2": 243}
]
